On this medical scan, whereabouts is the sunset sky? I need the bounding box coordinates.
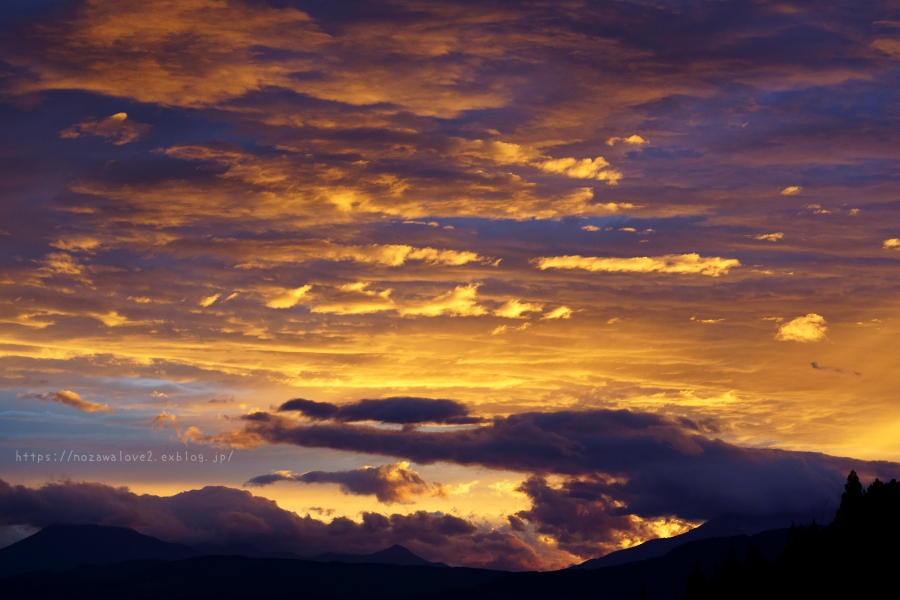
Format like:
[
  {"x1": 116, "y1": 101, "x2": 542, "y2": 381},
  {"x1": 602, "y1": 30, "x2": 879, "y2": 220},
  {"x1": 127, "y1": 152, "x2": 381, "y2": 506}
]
[{"x1": 2, "y1": 0, "x2": 900, "y2": 570}]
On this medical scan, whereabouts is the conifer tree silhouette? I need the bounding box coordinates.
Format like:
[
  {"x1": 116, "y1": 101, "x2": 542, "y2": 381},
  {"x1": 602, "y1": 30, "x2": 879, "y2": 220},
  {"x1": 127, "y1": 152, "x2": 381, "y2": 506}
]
[{"x1": 682, "y1": 563, "x2": 708, "y2": 600}]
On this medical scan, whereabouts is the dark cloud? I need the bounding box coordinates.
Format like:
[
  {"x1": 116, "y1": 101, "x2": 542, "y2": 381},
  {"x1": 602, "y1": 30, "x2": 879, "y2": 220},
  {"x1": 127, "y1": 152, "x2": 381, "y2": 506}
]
[
  {"x1": 278, "y1": 396, "x2": 481, "y2": 425},
  {"x1": 514, "y1": 475, "x2": 642, "y2": 558},
  {"x1": 220, "y1": 408, "x2": 900, "y2": 530},
  {"x1": 244, "y1": 462, "x2": 446, "y2": 504},
  {"x1": 0, "y1": 478, "x2": 551, "y2": 570},
  {"x1": 277, "y1": 398, "x2": 339, "y2": 420}
]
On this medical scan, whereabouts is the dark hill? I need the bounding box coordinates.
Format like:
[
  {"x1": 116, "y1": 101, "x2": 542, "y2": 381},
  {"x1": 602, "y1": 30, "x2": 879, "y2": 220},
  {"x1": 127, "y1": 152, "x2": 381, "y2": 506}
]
[
  {"x1": 308, "y1": 544, "x2": 449, "y2": 567},
  {"x1": 0, "y1": 555, "x2": 503, "y2": 599},
  {"x1": 0, "y1": 524, "x2": 198, "y2": 577}
]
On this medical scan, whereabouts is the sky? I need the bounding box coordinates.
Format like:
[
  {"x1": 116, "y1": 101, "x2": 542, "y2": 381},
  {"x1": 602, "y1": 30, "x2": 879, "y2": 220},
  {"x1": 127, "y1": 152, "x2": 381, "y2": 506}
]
[{"x1": 2, "y1": 0, "x2": 900, "y2": 570}]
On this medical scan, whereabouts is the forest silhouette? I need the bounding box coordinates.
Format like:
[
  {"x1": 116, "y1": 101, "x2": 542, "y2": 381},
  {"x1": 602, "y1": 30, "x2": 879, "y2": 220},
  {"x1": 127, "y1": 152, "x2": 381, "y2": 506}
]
[{"x1": 681, "y1": 471, "x2": 900, "y2": 600}]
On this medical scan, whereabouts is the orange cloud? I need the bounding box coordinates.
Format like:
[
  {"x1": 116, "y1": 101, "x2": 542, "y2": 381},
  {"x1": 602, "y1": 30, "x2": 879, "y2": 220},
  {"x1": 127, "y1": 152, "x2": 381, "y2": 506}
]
[
  {"x1": 18, "y1": 390, "x2": 116, "y2": 414},
  {"x1": 59, "y1": 112, "x2": 150, "y2": 144}
]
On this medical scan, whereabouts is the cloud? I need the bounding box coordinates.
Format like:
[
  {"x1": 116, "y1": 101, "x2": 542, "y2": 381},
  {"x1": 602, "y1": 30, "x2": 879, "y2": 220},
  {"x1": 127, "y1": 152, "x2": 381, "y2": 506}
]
[
  {"x1": 538, "y1": 157, "x2": 622, "y2": 184},
  {"x1": 245, "y1": 462, "x2": 446, "y2": 504},
  {"x1": 491, "y1": 323, "x2": 531, "y2": 335},
  {"x1": 883, "y1": 238, "x2": 900, "y2": 250},
  {"x1": 59, "y1": 113, "x2": 151, "y2": 145},
  {"x1": 810, "y1": 362, "x2": 859, "y2": 377},
  {"x1": 17, "y1": 390, "x2": 116, "y2": 414},
  {"x1": 92, "y1": 312, "x2": 129, "y2": 327},
  {"x1": 39, "y1": 253, "x2": 83, "y2": 276},
  {"x1": 202, "y1": 406, "x2": 899, "y2": 559},
  {"x1": 199, "y1": 293, "x2": 221, "y2": 307},
  {"x1": 781, "y1": 186, "x2": 803, "y2": 195},
  {"x1": 277, "y1": 398, "x2": 339, "y2": 420},
  {"x1": 605, "y1": 135, "x2": 648, "y2": 146},
  {"x1": 265, "y1": 286, "x2": 312, "y2": 309},
  {"x1": 542, "y1": 306, "x2": 572, "y2": 320},
  {"x1": 50, "y1": 236, "x2": 102, "y2": 253},
  {"x1": 806, "y1": 203, "x2": 829, "y2": 214},
  {"x1": 514, "y1": 476, "x2": 695, "y2": 558},
  {"x1": 871, "y1": 38, "x2": 900, "y2": 58},
  {"x1": 534, "y1": 254, "x2": 740, "y2": 276},
  {"x1": 754, "y1": 233, "x2": 784, "y2": 242},
  {"x1": 278, "y1": 396, "x2": 481, "y2": 425},
  {"x1": 0, "y1": 479, "x2": 553, "y2": 570},
  {"x1": 775, "y1": 314, "x2": 827, "y2": 342},
  {"x1": 494, "y1": 300, "x2": 543, "y2": 319},
  {"x1": 399, "y1": 284, "x2": 486, "y2": 317},
  {"x1": 230, "y1": 241, "x2": 489, "y2": 269},
  {"x1": 310, "y1": 283, "x2": 396, "y2": 315},
  {"x1": 150, "y1": 412, "x2": 179, "y2": 430},
  {"x1": 452, "y1": 139, "x2": 626, "y2": 186},
  {"x1": 151, "y1": 412, "x2": 204, "y2": 444}
]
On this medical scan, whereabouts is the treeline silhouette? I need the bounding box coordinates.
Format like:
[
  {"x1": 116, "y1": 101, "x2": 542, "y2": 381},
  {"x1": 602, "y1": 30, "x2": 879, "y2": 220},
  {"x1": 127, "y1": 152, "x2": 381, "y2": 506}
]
[{"x1": 681, "y1": 471, "x2": 900, "y2": 600}]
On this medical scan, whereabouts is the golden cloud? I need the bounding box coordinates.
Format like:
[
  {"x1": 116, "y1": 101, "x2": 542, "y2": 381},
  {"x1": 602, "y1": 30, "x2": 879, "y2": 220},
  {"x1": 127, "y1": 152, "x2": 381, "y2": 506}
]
[
  {"x1": 538, "y1": 157, "x2": 622, "y2": 184},
  {"x1": 399, "y1": 283, "x2": 486, "y2": 317},
  {"x1": 534, "y1": 254, "x2": 741, "y2": 276},
  {"x1": 542, "y1": 306, "x2": 573, "y2": 320},
  {"x1": 310, "y1": 283, "x2": 396, "y2": 315},
  {"x1": 494, "y1": 300, "x2": 543, "y2": 318},
  {"x1": 199, "y1": 293, "x2": 221, "y2": 307},
  {"x1": 265, "y1": 286, "x2": 313, "y2": 309},
  {"x1": 605, "y1": 135, "x2": 647, "y2": 146},
  {"x1": 775, "y1": 314, "x2": 828, "y2": 342}
]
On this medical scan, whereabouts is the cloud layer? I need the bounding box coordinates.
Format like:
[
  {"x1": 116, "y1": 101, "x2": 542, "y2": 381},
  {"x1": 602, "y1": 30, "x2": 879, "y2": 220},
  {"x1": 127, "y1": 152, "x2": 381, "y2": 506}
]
[
  {"x1": 0, "y1": 478, "x2": 551, "y2": 570},
  {"x1": 245, "y1": 462, "x2": 446, "y2": 504},
  {"x1": 202, "y1": 405, "x2": 899, "y2": 557}
]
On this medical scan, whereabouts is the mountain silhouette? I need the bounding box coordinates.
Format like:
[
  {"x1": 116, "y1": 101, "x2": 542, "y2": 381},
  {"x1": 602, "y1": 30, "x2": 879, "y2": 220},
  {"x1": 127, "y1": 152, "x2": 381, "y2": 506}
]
[
  {"x1": 308, "y1": 544, "x2": 449, "y2": 567},
  {"x1": 0, "y1": 527, "x2": 790, "y2": 599},
  {"x1": 0, "y1": 555, "x2": 503, "y2": 599},
  {"x1": 572, "y1": 512, "x2": 827, "y2": 569},
  {"x1": 0, "y1": 523, "x2": 198, "y2": 577}
]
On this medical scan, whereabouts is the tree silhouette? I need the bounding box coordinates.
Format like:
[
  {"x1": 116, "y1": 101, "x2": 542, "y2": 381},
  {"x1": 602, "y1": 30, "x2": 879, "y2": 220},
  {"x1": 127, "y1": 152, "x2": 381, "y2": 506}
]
[
  {"x1": 681, "y1": 471, "x2": 900, "y2": 600},
  {"x1": 682, "y1": 563, "x2": 709, "y2": 600}
]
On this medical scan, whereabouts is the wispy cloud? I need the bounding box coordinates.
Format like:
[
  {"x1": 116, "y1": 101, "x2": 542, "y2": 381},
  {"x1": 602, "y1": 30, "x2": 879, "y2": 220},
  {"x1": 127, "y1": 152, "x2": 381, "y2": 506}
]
[{"x1": 534, "y1": 254, "x2": 741, "y2": 276}]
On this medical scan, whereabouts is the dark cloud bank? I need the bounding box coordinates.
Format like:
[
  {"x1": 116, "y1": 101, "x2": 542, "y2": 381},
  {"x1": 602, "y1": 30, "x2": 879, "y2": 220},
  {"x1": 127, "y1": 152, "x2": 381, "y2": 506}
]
[
  {"x1": 233, "y1": 405, "x2": 897, "y2": 518},
  {"x1": 225, "y1": 402, "x2": 900, "y2": 560},
  {"x1": 6, "y1": 401, "x2": 897, "y2": 569}
]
